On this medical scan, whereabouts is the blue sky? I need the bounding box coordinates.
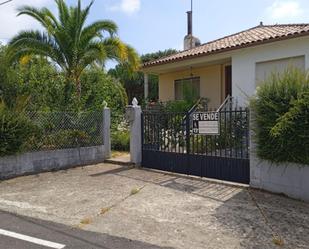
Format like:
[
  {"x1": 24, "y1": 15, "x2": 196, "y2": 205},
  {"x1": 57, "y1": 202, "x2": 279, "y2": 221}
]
[{"x1": 1, "y1": 0, "x2": 309, "y2": 66}]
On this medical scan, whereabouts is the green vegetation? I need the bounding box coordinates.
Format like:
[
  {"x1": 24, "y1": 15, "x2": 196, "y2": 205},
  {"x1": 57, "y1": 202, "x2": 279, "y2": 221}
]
[
  {"x1": 0, "y1": 0, "x2": 140, "y2": 156},
  {"x1": 109, "y1": 49, "x2": 178, "y2": 102},
  {"x1": 111, "y1": 130, "x2": 130, "y2": 151},
  {"x1": 7, "y1": 0, "x2": 139, "y2": 97},
  {"x1": 108, "y1": 49, "x2": 178, "y2": 151},
  {"x1": 0, "y1": 1, "x2": 179, "y2": 156},
  {"x1": 251, "y1": 68, "x2": 309, "y2": 165},
  {"x1": 0, "y1": 97, "x2": 36, "y2": 156}
]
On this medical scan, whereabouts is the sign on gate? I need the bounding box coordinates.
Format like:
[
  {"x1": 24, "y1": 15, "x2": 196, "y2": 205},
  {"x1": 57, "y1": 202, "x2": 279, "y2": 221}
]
[{"x1": 192, "y1": 112, "x2": 220, "y2": 135}]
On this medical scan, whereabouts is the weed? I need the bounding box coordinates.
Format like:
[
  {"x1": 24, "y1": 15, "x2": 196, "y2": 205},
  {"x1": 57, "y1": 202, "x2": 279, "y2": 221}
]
[
  {"x1": 80, "y1": 217, "x2": 92, "y2": 225},
  {"x1": 100, "y1": 207, "x2": 111, "y2": 215},
  {"x1": 272, "y1": 236, "x2": 284, "y2": 247},
  {"x1": 130, "y1": 187, "x2": 141, "y2": 195}
]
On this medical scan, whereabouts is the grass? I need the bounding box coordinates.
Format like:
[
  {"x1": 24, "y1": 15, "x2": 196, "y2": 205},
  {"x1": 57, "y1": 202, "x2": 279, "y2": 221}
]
[
  {"x1": 111, "y1": 150, "x2": 129, "y2": 158},
  {"x1": 100, "y1": 207, "x2": 111, "y2": 215},
  {"x1": 80, "y1": 217, "x2": 92, "y2": 225},
  {"x1": 130, "y1": 187, "x2": 141, "y2": 195},
  {"x1": 272, "y1": 236, "x2": 284, "y2": 247}
]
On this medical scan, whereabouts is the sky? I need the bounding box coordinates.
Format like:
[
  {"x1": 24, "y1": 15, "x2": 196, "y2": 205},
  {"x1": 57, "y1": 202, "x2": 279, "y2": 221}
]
[{"x1": 1, "y1": 0, "x2": 309, "y2": 68}]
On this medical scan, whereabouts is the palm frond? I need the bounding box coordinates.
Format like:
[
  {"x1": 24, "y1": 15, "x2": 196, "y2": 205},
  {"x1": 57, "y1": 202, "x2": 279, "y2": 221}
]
[
  {"x1": 55, "y1": 0, "x2": 69, "y2": 26},
  {"x1": 102, "y1": 38, "x2": 140, "y2": 69},
  {"x1": 17, "y1": 6, "x2": 57, "y2": 32},
  {"x1": 8, "y1": 0, "x2": 140, "y2": 97},
  {"x1": 81, "y1": 20, "x2": 118, "y2": 46},
  {"x1": 8, "y1": 30, "x2": 66, "y2": 69}
]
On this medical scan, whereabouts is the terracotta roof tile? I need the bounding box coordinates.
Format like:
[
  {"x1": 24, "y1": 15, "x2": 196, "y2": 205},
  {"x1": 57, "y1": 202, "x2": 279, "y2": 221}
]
[{"x1": 143, "y1": 24, "x2": 309, "y2": 68}]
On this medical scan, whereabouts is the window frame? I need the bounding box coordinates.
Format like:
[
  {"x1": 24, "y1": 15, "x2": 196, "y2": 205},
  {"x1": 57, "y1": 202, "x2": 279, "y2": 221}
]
[{"x1": 174, "y1": 76, "x2": 200, "y2": 101}]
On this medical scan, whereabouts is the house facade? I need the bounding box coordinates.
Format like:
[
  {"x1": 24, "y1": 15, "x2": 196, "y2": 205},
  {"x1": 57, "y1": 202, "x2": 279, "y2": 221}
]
[{"x1": 142, "y1": 24, "x2": 309, "y2": 107}]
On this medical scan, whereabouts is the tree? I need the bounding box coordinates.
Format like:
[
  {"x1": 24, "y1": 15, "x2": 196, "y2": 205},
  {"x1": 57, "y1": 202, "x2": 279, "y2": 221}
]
[
  {"x1": 109, "y1": 49, "x2": 178, "y2": 102},
  {"x1": 0, "y1": 43, "x2": 7, "y2": 95},
  {"x1": 7, "y1": 0, "x2": 139, "y2": 97}
]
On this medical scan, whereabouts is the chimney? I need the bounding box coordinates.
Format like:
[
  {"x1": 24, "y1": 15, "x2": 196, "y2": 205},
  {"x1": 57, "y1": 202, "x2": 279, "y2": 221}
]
[
  {"x1": 183, "y1": 8, "x2": 201, "y2": 50},
  {"x1": 187, "y1": 11, "x2": 192, "y2": 35}
]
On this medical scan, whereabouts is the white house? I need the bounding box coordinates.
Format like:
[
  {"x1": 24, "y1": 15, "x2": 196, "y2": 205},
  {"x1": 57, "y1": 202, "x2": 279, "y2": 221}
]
[{"x1": 142, "y1": 22, "x2": 309, "y2": 107}]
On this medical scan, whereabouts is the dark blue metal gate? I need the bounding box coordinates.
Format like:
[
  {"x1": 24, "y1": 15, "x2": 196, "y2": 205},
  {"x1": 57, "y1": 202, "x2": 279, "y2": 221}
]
[{"x1": 141, "y1": 107, "x2": 250, "y2": 184}]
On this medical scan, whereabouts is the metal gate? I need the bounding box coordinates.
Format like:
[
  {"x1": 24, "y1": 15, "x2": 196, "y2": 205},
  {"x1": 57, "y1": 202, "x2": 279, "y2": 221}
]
[{"x1": 141, "y1": 106, "x2": 250, "y2": 184}]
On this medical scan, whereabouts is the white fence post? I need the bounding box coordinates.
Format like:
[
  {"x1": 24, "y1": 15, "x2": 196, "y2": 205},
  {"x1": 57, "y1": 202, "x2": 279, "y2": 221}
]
[
  {"x1": 126, "y1": 98, "x2": 142, "y2": 165},
  {"x1": 103, "y1": 107, "x2": 111, "y2": 159},
  {"x1": 249, "y1": 109, "x2": 261, "y2": 188}
]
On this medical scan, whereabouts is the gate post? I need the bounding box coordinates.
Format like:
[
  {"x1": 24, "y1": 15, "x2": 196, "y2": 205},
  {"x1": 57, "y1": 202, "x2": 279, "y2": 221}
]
[
  {"x1": 185, "y1": 112, "x2": 191, "y2": 175},
  {"x1": 126, "y1": 98, "x2": 142, "y2": 165},
  {"x1": 103, "y1": 107, "x2": 111, "y2": 159}
]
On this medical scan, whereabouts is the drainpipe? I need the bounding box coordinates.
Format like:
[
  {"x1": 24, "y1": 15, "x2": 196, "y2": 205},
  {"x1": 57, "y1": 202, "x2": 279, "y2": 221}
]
[{"x1": 144, "y1": 73, "x2": 149, "y2": 101}]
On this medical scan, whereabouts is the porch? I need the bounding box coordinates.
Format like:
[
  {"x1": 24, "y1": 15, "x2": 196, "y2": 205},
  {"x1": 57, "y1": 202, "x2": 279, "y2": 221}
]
[{"x1": 143, "y1": 56, "x2": 233, "y2": 108}]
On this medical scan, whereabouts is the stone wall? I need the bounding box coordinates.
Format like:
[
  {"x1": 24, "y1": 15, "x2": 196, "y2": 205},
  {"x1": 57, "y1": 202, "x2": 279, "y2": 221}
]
[{"x1": 0, "y1": 146, "x2": 107, "y2": 180}]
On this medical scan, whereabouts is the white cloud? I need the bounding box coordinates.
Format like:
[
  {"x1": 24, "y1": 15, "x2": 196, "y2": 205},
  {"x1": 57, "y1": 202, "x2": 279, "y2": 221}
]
[
  {"x1": 0, "y1": 0, "x2": 53, "y2": 43},
  {"x1": 110, "y1": 0, "x2": 141, "y2": 15},
  {"x1": 265, "y1": 0, "x2": 304, "y2": 21}
]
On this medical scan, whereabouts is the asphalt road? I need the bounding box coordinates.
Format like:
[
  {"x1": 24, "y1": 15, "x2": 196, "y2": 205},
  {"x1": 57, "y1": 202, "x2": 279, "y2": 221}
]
[{"x1": 0, "y1": 211, "x2": 169, "y2": 249}]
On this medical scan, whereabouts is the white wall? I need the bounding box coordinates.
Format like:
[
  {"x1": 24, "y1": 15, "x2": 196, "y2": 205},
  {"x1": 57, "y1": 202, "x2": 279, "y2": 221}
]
[
  {"x1": 232, "y1": 36, "x2": 309, "y2": 106},
  {"x1": 250, "y1": 127, "x2": 309, "y2": 202}
]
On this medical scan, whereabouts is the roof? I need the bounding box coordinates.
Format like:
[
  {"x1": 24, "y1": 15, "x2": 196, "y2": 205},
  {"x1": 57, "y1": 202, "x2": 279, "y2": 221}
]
[{"x1": 143, "y1": 24, "x2": 309, "y2": 68}]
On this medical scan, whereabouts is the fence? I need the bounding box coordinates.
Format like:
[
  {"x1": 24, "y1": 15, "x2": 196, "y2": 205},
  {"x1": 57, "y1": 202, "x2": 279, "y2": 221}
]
[
  {"x1": 25, "y1": 111, "x2": 104, "y2": 152},
  {"x1": 142, "y1": 107, "x2": 250, "y2": 184},
  {"x1": 0, "y1": 108, "x2": 110, "y2": 180}
]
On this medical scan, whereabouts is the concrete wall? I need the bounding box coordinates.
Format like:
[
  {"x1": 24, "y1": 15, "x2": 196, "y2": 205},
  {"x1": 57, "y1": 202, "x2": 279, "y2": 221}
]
[
  {"x1": 0, "y1": 146, "x2": 107, "y2": 180},
  {"x1": 250, "y1": 113, "x2": 309, "y2": 202},
  {"x1": 232, "y1": 36, "x2": 309, "y2": 106},
  {"x1": 159, "y1": 64, "x2": 223, "y2": 108},
  {"x1": 0, "y1": 108, "x2": 111, "y2": 180}
]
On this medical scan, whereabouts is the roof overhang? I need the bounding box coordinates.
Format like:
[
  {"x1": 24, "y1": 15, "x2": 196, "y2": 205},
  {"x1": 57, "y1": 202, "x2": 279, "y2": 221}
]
[{"x1": 141, "y1": 50, "x2": 233, "y2": 74}]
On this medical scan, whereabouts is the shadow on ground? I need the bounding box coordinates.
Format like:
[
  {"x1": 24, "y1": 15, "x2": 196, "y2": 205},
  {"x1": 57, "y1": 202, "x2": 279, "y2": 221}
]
[{"x1": 91, "y1": 165, "x2": 309, "y2": 249}]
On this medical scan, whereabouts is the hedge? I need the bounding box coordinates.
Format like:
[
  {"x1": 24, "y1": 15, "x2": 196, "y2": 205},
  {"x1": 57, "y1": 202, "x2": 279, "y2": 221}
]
[{"x1": 251, "y1": 68, "x2": 309, "y2": 165}]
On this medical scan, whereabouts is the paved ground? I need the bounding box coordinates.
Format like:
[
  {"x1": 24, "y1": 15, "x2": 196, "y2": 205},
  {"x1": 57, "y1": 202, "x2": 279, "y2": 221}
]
[
  {"x1": 0, "y1": 163, "x2": 308, "y2": 249},
  {"x1": 0, "y1": 211, "x2": 167, "y2": 249}
]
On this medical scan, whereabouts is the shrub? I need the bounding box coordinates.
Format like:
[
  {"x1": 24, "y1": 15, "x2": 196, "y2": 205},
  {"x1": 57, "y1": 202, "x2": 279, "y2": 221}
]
[
  {"x1": 27, "y1": 130, "x2": 92, "y2": 151},
  {"x1": 0, "y1": 98, "x2": 36, "y2": 156},
  {"x1": 251, "y1": 68, "x2": 309, "y2": 165},
  {"x1": 24, "y1": 111, "x2": 103, "y2": 151},
  {"x1": 146, "y1": 98, "x2": 209, "y2": 114},
  {"x1": 111, "y1": 130, "x2": 130, "y2": 151}
]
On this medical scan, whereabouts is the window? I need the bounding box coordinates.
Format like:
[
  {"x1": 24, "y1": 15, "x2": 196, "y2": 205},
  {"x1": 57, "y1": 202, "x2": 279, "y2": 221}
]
[
  {"x1": 255, "y1": 56, "x2": 305, "y2": 86},
  {"x1": 174, "y1": 77, "x2": 200, "y2": 100}
]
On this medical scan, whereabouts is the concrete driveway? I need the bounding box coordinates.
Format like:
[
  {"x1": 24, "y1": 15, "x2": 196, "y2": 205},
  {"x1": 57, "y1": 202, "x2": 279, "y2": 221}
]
[{"x1": 0, "y1": 163, "x2": 308, "y2": 249}]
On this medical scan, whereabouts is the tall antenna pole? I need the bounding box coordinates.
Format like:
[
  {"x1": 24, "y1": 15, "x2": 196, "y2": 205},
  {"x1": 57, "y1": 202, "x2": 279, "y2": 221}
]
[
  {"x1": 0, "y1": 0, "x2": 13, "y2": 6},
  {"x1": 190, "y1": 0, "x2": 193, "y2": 48},
  {"x1": 191, "y1": 0, "x2": 193, "y2": 35}
]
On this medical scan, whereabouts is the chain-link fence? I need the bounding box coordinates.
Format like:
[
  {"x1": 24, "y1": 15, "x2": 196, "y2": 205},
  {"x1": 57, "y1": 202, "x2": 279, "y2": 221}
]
[{"x1": 24, "y1": 111, "x2": 104, "y2": 152}]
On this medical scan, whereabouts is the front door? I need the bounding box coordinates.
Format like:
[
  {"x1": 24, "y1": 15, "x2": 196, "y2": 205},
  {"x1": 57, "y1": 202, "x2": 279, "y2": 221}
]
[{"x1": 225, "y1": 65, "x2": 232, "y2": 98}]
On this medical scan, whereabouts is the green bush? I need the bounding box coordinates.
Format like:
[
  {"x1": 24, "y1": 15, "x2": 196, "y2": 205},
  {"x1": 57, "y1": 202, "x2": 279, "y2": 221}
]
[
  {"x1": 111, "y1": 130, "x2": 130, "y2": 151},
  {"x1": 24, "y1": 111, "x2": 103, "y2": 151},
  {"x1": 0, "y1": 98, "x2": 36, "y2": 156},
  {"x1": 251, "y1": 68, "x2": 309, "y2": 165},
  {"x1": 165, "y1": 100, "x2": 196, "y2": 113},
  {"x1": 27, "y1": 129, "x2": 92, "y2": 151}
]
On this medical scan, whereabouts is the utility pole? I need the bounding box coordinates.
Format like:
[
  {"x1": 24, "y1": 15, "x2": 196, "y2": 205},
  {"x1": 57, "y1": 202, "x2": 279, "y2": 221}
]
[{"x1": 0, "y1": 0, "x2": 13, "y2": 6}]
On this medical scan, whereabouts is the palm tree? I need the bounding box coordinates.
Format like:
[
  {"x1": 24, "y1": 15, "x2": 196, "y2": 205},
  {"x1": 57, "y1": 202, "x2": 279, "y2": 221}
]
[{"x1": 8, "y1": 0, "x2": 139, "y2": 97}]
